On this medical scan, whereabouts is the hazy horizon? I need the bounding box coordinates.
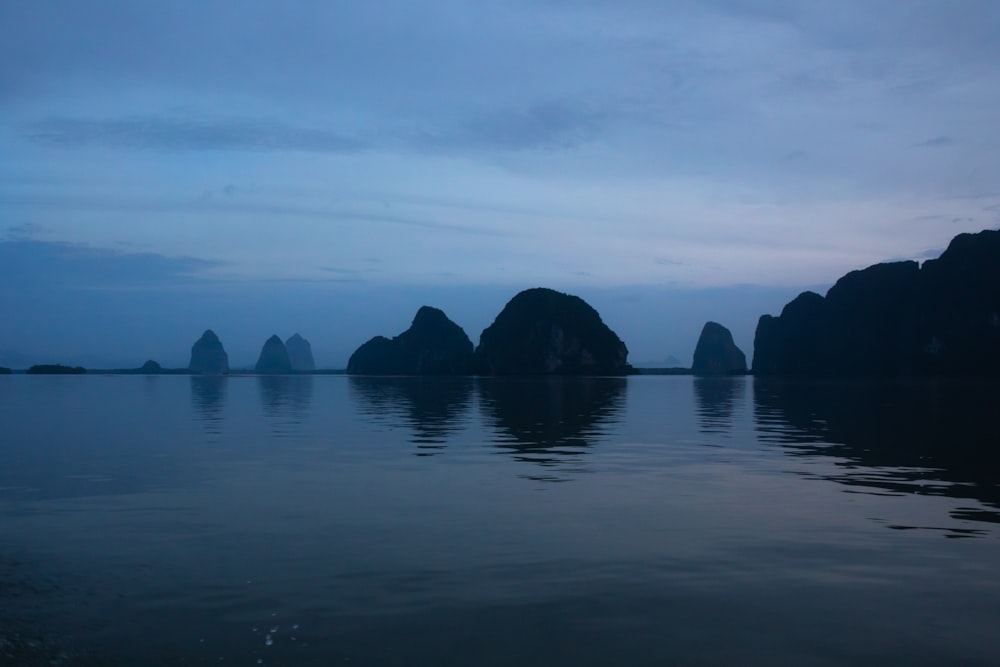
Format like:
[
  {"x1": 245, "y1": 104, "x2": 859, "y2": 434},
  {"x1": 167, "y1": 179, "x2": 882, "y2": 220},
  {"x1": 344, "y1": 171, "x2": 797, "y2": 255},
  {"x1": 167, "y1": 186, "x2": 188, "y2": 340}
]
[{"x1": 3, "y1": 1, "x2": 999, "y2": 367}]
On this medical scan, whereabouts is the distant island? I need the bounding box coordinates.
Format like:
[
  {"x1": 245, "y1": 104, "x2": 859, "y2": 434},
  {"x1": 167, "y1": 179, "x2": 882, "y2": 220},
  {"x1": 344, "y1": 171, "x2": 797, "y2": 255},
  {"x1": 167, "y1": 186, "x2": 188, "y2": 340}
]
[{"x1": 2, "y1": 228, "x2": 997, "y2": 378}]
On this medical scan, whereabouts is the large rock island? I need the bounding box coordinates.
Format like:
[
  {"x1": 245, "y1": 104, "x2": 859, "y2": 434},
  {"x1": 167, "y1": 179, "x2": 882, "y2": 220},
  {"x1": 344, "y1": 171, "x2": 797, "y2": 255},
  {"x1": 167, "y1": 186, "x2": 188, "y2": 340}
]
[
  {"x1": 189, "y1": 330, "x2": 229, "y2": 375},
  {"x1": 255, "y1": 335, "x2": 293, "y2": 374},
  {"x1": 475, "y1": 287, "x2": 631, "y2": 375},
  {"x1": 692, "y1": 321, "x2": 747, "y2": 375},
  {"x1": 753, "y1": 229, "x2": 1000, "y2": 376},
  {"x1": 347, "y1": 306, "x2": 474, "y2": 375}
]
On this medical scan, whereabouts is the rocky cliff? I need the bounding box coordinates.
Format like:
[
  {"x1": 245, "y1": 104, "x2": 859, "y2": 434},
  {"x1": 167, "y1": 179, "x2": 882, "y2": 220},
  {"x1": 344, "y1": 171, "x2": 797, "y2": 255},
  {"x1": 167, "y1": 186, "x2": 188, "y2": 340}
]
[
  {"x1": 692, "y1": 321, "x2": 747, "y2": 375},
  {"x1": 189, "y1": 330, "x2": 229, "y2": 375},
  {"x1": 255, "y1": 335, "x2": 293, "y2": 374},
  {"x1": 347, "y1": 306, "x2": 474, "y2": 375},
  {"x1": 475, "y1": 288, "x2": 630, "y2": 375},
  {"x1": 753, "y1": 229, "x2": 1000, "y2": 376},
  {"x1": 285, "y1": 333, "x2": 316, "y2": 371}
]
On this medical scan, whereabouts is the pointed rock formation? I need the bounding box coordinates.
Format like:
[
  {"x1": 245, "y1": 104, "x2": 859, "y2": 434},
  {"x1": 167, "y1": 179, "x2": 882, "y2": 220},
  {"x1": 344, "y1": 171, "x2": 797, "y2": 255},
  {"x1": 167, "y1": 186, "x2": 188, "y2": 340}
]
[
  {"x1": 255, "y1": 335, "x2": 293, "y2": 374},
  {"x1": 285, "y1": 333, "x2": 316, "y2": 371},
  {"x1": 692, "y1": 321, "x2": 747, "y2": 375},
  {"x1": 475, "y1": 287, "x2": 631, "y2": 375},
  {"x1": 347, "y1": 306, "x2": 474, "y2": 375},
  {"x1": 189, "y1": 330, "x2": 229, "y2": 375}
]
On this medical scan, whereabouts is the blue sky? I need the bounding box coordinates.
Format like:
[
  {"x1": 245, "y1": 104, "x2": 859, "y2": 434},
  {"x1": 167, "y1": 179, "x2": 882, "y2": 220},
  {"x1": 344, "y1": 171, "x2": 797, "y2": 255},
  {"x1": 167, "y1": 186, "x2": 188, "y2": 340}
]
[{"x1": 2, "y1": 1, "x2": 999, "y2": 368}]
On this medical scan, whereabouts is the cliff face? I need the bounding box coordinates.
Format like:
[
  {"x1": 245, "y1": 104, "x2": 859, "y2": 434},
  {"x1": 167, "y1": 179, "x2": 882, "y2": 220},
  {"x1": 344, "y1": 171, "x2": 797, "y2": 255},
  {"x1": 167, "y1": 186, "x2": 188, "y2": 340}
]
[
  {"x1": 255, "y1": 335, "x2": 293, "y2": 374},
  {"x1": 475, "y1": 288, "x2": 630, "y2": 375},
  {"x1": 285, "y1": 333, "x2": 316, "y2": 371},
  {"x1": 692, "y1": 321, "x2": 747, "y2": 375},
  {"x1": 752, "y1": 229, "x2": 1000, "y2": 376},
  {"x1": 347, "y1": 306, "x2": 474, "y2": 375},
  {"x1": 189, "y1": 330, "x2": 229, "y2": 375}
]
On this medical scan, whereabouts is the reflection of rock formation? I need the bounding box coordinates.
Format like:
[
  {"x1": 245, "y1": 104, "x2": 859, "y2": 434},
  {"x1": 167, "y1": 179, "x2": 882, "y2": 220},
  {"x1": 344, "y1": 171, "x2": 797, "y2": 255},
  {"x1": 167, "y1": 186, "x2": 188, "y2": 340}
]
[
  {"x1": 478, "y1": 377, "x2": 626, "y2": 478},
  {"x1": 285, "y1": 333, "x2": 316, "y2": 371},
  {"x1": 753, "y1": 378, "x2": 1000, "y2": 533},
  {"x1": 349, "y1": 377, "x2": 473, "y2": 454},
  {"x1": 257, "y1": 375, "x2": 314, "y2": 436},
  {"x1": 190, "y1": 376, "x2": 227, "y2": 436},
  {"x1": 694, "y1": 377, "x2": 747, "y2": 435}
]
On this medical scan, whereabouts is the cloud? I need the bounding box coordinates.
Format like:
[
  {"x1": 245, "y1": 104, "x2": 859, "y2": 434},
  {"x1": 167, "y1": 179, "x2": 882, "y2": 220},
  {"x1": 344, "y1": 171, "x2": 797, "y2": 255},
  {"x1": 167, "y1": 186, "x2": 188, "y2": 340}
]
[
  {"x1": 0, "y1": 239, "x2": 222, "y2": 290},
  {"x1": 914, "y1": 136, "x2": 957, "y2": 148},
  {"x1": 26, "y1": 116, "x2": 368, "y2": 153}
]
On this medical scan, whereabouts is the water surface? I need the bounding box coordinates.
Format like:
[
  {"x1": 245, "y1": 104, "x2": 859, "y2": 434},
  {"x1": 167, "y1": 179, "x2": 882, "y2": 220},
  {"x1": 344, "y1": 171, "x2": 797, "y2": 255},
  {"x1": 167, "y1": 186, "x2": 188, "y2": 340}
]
[{"x1": 1, "y1": 375, "x2": 999, "y2": 665}]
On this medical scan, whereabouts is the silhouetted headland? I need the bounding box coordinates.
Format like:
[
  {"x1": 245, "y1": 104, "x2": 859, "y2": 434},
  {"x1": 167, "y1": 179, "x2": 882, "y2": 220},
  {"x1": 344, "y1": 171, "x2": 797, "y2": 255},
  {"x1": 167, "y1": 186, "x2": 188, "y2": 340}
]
[
  {"x1": 692, "y1": 321, "x2": 747, "y2": 376},
  {"x1": 753, "y1": 229, "x2": 1000, "y2": 376},
  {"x1": 285, "y1": 333, "x2": 316, "y2": 371},
  {"x1": 26, "y1": 364, "x2": 86, "y2": 374},
  {"x1": 0, "y1": 366, "x2": 11, "y2": 374},
  {"x1": 476, "y1": 287, "x2": 632, "y2": 375},
  {"x1": 255, "y1": 334, "x2": 293, "y2": 374},
  {"x1": 347, "y1": 306, "x2": 475, "y2": 375},
  {"x1": 189, "y1": 329, "x2": 229, "y2": 375}
]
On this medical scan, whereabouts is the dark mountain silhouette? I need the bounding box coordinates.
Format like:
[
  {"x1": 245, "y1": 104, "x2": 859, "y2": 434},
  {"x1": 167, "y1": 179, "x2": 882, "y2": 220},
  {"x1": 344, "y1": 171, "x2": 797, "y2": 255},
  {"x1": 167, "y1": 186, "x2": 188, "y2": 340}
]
[
  {"x1": 26, "y1": 364, "x2": 86, "y2": 374},
  {"x1": 140, "y1": 359, "x2": 162, "y2": 373},
  {"x1": 255, "y1": 335, "x2": 293, "y2": 374},
  {"x1": 347, "y1": 306, "x2": 474, "y2": 375},
  {"x1": 476, "y1": 287, "x2": 631, "y2": 375},
  {"x1": 189, "y1": 330, "x2": 229, "y2": 375},
  {"x1": 0, "y1": 366, "x2": 11, "y2": 374},
  {"x1": 285, "y1": 333, "x2": 316, "y2": 371},
  {"x1": 692, "y1": 321, "x2": 747, "y2": 375},
  {"x1": 753, "y1": 229, "x2": 1000, "y2": 376}
]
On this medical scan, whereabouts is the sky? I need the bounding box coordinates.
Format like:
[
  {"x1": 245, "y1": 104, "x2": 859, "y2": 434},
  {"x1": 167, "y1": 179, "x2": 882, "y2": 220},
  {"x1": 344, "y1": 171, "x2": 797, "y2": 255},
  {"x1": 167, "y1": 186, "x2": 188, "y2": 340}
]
[{"x1": 2, "y1": 0, "x2": 999, "y2": 368}]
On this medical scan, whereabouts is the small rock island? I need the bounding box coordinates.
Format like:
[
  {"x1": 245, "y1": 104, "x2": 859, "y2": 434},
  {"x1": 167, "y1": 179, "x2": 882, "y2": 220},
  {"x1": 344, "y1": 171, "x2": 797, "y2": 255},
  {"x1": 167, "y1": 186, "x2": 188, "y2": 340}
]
[
  {"x1": 285, "y1": 333, "x2": 316, "y2": 371},
  {"x1": 255, "y1": 335, "x2": 293, "y2": 374},
  {"x1": 692, "y1": 321, "x2": 747, "y2": 375},
  {"x1": 189, "y1": 330, "x2": 229, "y2": 375},
  {"x1": 475, "y1": 287, "x2": 631, "y2": 375},
  {"x1": 347, "y1": 306, "x2": 475, "y2": 375}
]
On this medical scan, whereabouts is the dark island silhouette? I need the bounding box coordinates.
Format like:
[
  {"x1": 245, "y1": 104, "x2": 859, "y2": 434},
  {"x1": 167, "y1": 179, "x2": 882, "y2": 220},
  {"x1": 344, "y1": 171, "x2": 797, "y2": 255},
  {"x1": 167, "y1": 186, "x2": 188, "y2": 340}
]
[
  {"x1": 476, "y1": 287, "x2": 631, "y2": 375},
  {"x1": 0, "y1": 366, "x2": 11, "y2": 374},
  {"x1": 286, "y1": 333, "x2": 316, "y2": 371},
  {"x1": 26, "y1": 364, "x2": 87, "y2": 374},
  {"x1": 347, "y1": 306, "x2": 475, "y2": 375},
  {"x1": 189, "y1": 329, "x2": 230, "y2": 375},
  {"x1": 692, "y1": 321, "x2": 747, "y2": 375},
  {"x1": 753, "y1": 228, "x2": 1000, "y2": 376},
  {"x1": 255, "y1": 335, "x2": 293, "y2": 374}
]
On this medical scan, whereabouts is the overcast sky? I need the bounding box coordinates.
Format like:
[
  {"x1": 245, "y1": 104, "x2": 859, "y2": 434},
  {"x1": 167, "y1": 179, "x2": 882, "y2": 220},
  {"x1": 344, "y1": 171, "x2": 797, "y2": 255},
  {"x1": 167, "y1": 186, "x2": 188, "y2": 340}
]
[{"x1": 2, "y1": 1, "x2": 999, "y2": 368}]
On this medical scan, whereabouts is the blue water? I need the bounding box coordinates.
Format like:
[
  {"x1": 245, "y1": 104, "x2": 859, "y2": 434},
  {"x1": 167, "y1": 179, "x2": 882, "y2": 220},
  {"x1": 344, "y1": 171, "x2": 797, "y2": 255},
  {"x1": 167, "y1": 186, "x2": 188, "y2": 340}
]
[{"x1": 1, "y1": 375, "x2": 999, "y2": 665}]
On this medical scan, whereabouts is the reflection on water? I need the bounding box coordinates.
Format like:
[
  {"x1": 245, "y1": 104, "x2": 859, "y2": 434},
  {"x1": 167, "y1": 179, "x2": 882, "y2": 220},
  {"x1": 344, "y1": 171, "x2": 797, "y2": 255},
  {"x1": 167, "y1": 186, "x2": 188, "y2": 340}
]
[
  {"x1": 693, "y1": 376, "x2": 746, "y2": 436},
  {"x1": 189, "y1": 376, "x2": 227, "y2": 438},
  {"x1": 478, "y1": 377, "x2": 626, "y2": 480},
  {"x1": 754, "y1": 378, "x2": 1000, "y2": 534},
  {"x1": 257, "y1": 375, "x2": 314, "y2": 438},
  {"x1": 349, "y1": 377, "x2": 473, "y2": 454}
]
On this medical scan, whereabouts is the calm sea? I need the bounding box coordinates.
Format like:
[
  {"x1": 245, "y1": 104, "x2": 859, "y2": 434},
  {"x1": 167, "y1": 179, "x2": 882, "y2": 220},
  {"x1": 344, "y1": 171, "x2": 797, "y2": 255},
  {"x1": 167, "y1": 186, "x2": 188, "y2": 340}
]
[{"x1": 2, "y1": 375, "x2": 999, "y2": 666}]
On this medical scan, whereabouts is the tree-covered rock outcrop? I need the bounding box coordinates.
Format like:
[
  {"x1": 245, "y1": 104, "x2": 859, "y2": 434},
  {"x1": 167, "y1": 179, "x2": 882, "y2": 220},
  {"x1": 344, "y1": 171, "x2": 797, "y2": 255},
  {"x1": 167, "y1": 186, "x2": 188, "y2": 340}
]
[
  {"x1": 347, "y1": 306, "x2": 474, "y2": 375},
  {"x1": 692, "y1": 321, "x2": 747, "y2": 375},
  {"x1": 475, "y1": 288, "x2": 630, "y2": 375},
  {"x1": 753, "y1": 229, "x2": 1000, "y2": 376},
  {"x1": 189, "y1": 330, "x2": 229, "y2": 375}
]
